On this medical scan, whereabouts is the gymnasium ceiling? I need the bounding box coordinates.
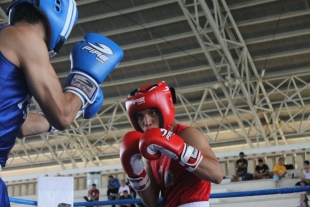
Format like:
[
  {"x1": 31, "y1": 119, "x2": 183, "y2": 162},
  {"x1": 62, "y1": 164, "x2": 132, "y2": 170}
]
[{"x1": 1, "y1": 0, "x2": 310, "y2": 172}]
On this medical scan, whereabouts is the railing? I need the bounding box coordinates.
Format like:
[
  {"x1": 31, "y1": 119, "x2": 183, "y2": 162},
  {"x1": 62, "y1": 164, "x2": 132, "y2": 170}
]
[{"x1": 5, "y1": 142, "x2": 310, "y2": 197}]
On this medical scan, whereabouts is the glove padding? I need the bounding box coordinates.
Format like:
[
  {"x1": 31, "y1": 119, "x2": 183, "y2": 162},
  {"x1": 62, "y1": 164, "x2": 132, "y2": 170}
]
[
  {"x1": 139, "y1": 128, "x2": 203, "y2": 172},
  {"x1": 82, "y1": 88, "x2": 104, "y2": 119},
  {"x1": 64, "y1": 33, "x2": 123, "y2": 108},
  {"x1": 120, "y1": 131, "x2": 150, "y2": 191}
]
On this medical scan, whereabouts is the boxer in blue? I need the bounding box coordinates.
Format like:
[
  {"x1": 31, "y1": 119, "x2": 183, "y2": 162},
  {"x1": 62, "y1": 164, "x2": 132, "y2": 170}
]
[{"x1": 0, "y1": 1, "x2": 123, "y2": 206}]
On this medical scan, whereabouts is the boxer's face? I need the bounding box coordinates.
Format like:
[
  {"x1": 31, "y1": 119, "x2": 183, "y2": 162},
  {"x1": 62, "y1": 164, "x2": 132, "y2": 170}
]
[{"x1": 136, "y1": 108, "x2": 160, "y2": 132}]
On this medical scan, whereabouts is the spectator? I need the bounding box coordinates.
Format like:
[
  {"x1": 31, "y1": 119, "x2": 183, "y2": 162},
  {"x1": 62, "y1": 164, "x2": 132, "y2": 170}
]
[
  {"x1": 232, "y1": 152, "x2": 248, "y2": 182},
  {"x1": 83, "y1": 183, "x2": 99, "y2": 207},
  {"x1": 273, "y1": 157, "x2": 287, "y2": 187},
  {"x1": 296, "y1": 193, "x2": 310, "y2": 207},
  {"x1": 118, "y1": 180, "x2": 131, "y2": 198},
  {"x1": 254, "y1": 159, "x2": 270, "y2": 179},
  {"x1": 107, "y1": 175, "x2": 120, "y2": 207},
  {"x1": 119, "y1": 190, "x2": 135, "y2": 207},
  {"x1": 296, "y1": 161, "x2": 310, "y2": 186}
]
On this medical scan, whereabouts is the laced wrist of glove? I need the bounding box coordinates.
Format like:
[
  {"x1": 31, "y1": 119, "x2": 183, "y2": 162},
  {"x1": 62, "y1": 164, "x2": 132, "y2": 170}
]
[
  {"x1": 179, "y1": 143, "x2": 203, "y2": 172},
  {"x1": 64, "y1": 72, "x2": 99, "y2": 109},
  {"x1": 127, "y1": 169, "x2": 150, "y2": 191},
  {"x1": 143, "y1": 142, "x2": 203, "y2": 172}
]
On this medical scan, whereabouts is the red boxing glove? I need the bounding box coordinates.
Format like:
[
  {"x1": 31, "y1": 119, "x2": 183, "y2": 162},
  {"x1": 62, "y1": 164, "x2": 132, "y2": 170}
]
[
  {"x1": 139, "y1": 128, "x2": 203, "y2": 172},
  {"x1": 120, "y1": 131, "x2": 150, "y2": 191}
]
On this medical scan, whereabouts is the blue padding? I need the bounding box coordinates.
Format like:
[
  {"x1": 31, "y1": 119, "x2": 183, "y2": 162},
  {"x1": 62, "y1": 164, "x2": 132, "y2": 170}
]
[
  {"x1": 9, "y1": 197, "x2": 37, "y2": 205},
  {"x1": 210, "y1": 186, "x2": 310, "y2": 198},
  {"x1": 74, "y1": 198, "x2": 143, "y2": 206},
  {"x1": 9, "y1": 186, "x2": 310, "y2": 206}
]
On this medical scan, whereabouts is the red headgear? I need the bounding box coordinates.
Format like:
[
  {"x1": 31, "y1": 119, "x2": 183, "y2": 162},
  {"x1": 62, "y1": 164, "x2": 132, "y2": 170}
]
[{"x1": 125, "y1": 81, "x2": 176, "y2": 132}]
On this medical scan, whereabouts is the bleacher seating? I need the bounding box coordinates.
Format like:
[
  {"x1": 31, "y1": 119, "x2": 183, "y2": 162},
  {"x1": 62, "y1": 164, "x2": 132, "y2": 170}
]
[
  {"x1": 210, "y1": 178, "x2": 302, "y2": 207},
  {"x1": 10, "y1": 177, "x2": 303, "y2": 207},
  {"x1": 5, "y1": 142, "x2": 310, "y2": 207}
]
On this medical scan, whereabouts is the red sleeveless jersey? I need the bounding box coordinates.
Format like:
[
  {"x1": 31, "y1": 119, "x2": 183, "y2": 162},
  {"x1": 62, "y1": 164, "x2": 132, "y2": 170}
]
[{"x1": 149, "y1": 124, "x2": 211, "y2": 207}]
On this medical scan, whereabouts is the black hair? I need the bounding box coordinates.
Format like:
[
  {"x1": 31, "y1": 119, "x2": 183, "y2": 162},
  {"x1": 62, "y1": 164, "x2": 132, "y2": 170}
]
[
  {"x1": 305, "y1": 160, "x2": 310, "y2": 165},
  {"x1": 258, "y1": 159, "x2": 263, "y2": 162},
  {"x1": 169, "y1": 87, "x2": 176, "y2": 104},
  {"x1": 9, "y1": 2, "x2": 46, "y2": 25},
  {"x1": 239, "y1": 152, "x2": 244, "y2": 155},
  {"x1": 92, "y1": 183, "x2": 96, "y2": 187}
]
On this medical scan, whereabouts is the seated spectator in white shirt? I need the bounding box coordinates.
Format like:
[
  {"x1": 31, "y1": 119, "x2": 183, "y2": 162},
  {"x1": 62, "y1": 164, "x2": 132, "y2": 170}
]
[
  {"x1": 300, "y1": 160, "x2": 310, "y2": 185},
  {"x1": 296, "y1": 160, "x2": 310, "y2": 186},
  {"x1": 118, "y1": 179, "x2": 131, "y2": 198}
]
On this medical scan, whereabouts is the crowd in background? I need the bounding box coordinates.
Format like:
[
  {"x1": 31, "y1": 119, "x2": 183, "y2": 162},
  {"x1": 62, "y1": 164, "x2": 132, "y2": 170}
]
[
  {"x1": 231, "y1": 151, "x2": 310, "y2": 188},
  {"x1": 230, "y1": 151, "x2": 310, "y2": 207},
  {"x1": 84, "y1": 175, "x2": 145, "y2": 207},
  {"x1": 83, "y1": 154, "x2": 310, "y2": 206}
]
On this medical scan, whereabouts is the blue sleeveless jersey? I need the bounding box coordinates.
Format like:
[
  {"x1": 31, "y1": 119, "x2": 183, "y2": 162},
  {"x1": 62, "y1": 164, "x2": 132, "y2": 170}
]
[
  {"x1": 0, "y1": 178, "x2": 10, "y2": 207},
  {"x1": 0, "y1": 26, "x2": 32, "y2": 167}
]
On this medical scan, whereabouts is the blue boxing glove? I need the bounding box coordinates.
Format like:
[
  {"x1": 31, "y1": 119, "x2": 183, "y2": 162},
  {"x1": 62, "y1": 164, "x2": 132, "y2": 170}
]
[{"x1": 64, "y1": 33, "x2": 123, "y2": 109}]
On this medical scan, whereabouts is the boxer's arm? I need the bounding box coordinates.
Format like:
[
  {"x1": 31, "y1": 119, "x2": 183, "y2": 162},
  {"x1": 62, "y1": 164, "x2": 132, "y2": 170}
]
[
  {"x1": 179, "y1": 127, "x2": 223, "y2": 184},
  {"x1": 5, "y1": 26, "x2": 82, "y2": 130},
  {"x1": 17, "y1": 113, "x2": 50, "y2": 138},
  {"x1": 136, "y1": 160, "x2": 160, "y2": 207}
]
